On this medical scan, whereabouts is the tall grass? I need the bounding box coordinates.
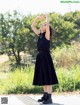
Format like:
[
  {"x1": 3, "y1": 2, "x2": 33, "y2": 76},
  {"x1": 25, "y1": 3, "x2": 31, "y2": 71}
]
[
  {"x1": 57, "y1": 65, "x2": 80, "y2": 92},
  {"x1": 0, "y1": 67, "x2": 34, "y2": 94},
  {"x1": 0, "y1": 43, "x2": 80, "y2": 94},
  {"x1": 0, "y1": 65, "x2": 80, "y2": 94}
]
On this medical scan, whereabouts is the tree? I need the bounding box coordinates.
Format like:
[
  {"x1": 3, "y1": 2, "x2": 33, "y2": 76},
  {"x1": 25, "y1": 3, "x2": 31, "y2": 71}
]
[
  {"x1": 49, "y1": 13, "x2": 78, "y2": 48},
  {"x1": 0, "y1": 11, "x2": 80, "y2": 65},
  {"x1": 0, "y1": 13, "x2": 10, "y2": 54},
  {"x1": 6, "y1": 11, "x2": 31, "y2": 65}
]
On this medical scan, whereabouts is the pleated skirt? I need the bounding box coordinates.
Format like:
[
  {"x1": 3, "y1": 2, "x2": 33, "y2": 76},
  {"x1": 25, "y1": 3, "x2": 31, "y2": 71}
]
[{"x1": 33, "y1": 51, "x2": 58, "y2": 86}]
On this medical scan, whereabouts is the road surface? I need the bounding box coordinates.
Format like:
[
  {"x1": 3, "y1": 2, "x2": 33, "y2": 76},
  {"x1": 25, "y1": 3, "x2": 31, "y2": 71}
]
[{"x1": 0, "y1": 94, "x2": 80, "y2": 105}]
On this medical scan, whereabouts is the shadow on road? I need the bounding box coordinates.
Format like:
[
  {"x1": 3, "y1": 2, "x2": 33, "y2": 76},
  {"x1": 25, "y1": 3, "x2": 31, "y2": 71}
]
[{"x1": 40, "y1": 103, "x2": 64, "y2": 105}]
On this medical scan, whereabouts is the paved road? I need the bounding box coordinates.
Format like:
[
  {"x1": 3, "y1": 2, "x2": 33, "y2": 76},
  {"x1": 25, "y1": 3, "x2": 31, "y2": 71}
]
[
  {"x1": 0, "y1": 94, "x2": 80, "y2": 105},
  {"x1": 29, "y1": 94, "x2": 80, "y2": 105}
]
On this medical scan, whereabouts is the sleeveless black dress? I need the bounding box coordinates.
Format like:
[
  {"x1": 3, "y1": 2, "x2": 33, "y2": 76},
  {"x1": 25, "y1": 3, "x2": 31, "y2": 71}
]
[{"x1": 33, "y1": 32, "x2": 58, "y2": 86}]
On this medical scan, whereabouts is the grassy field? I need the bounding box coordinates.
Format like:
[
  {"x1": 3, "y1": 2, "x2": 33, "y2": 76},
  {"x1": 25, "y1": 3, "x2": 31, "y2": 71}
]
[
  {"x1": 0, "y1": 64, "x2": 80, "y2": 94},
  {"x1": 0, "y1": 43, "x2": 80, "y2": 94}
]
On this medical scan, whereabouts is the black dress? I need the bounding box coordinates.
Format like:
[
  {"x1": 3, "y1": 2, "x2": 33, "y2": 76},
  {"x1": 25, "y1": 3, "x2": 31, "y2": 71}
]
[{"x1": 33, "y1": 32, "x2": 58, "y2": 86}]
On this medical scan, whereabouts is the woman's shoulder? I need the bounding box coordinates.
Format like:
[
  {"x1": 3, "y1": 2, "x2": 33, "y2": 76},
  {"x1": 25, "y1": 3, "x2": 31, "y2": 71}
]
[
  {"x1": 37, "y1": 32, "x2": 50, "y2": 41},
  {"x1": 43, "y1": 32, "x2": 50, "y2": 42}
]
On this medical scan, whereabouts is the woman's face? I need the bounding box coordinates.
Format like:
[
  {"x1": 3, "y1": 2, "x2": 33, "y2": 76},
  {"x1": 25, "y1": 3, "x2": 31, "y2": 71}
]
[{"x1": 40, "y1": 23, "x2": 46, "y2": 32}]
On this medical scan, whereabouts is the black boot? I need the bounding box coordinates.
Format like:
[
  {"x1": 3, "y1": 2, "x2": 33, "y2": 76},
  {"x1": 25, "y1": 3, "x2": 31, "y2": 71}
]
[
  {"x1": 43, "y1": 93, "x2": 52, "y2": 104},
  {"x1": 38, "y1": 92, "x2": 48, "y2": 102}
]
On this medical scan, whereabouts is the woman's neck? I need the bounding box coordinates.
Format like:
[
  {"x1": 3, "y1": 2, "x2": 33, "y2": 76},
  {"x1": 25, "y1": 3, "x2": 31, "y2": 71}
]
[{"x1": 41, "y1": 30, "x2": 46, "y2": 34}]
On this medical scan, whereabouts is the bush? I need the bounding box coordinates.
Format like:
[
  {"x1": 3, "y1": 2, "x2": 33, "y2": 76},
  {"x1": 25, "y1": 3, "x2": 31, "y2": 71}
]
[{"x1": 51, "y1": 43, "x2": 80, "y2": 68}]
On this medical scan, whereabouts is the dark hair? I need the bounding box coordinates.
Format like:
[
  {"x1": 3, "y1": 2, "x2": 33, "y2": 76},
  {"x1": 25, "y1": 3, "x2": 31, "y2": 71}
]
[
  {"x1": 49, "y1": 26, "x2": 53, "y2": 37},
  {"x1": 41, "y1": 23, "x2": 53, "y2": 38}
]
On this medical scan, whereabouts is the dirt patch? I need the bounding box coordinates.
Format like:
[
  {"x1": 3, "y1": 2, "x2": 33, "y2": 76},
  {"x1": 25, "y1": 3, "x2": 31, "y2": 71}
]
[{"x1": 0, "y1": 54, "x2": 9, "y2": 64}]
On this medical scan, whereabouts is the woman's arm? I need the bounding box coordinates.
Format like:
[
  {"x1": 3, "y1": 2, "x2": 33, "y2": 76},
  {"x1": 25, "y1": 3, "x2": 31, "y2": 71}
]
[
  {"x1": 31, "y1": 16, "x2": 40, "y2": 36},
  {"x1": 31, "y1": 15, "x2": 45, "y2": 36},
  {"x1": 45, "y1": 14, "x2": 50, "y2": 40}
]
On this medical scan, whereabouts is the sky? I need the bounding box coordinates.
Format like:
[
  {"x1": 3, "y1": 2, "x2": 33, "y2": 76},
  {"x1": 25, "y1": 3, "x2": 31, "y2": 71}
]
[{"x1": 0, "y1": 0, "x2": 80, "y2": 15}]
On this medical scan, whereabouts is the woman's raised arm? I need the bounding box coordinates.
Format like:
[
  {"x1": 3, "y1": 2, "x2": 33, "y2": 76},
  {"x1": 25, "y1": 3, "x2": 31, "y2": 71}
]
[
  {"x1": 45, "y1": 14, "x2": 50, "y2": 40},
  {"x1": 31, "y1": 16, "x2": 40, "y2": 36}
]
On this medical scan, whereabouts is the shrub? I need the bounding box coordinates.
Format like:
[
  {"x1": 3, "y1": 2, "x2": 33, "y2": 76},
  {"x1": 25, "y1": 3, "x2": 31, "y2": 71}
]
[{"x1": 51, "y1": 43, "x2": 80, "y2": 68}]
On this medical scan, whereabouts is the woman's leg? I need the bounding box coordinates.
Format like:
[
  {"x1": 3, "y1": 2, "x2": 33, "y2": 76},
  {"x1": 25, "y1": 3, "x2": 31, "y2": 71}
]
[
  {"x1": 43, "y1": 85, "x2": 53, "y2": 104},
  {"x1": 43, "y1": 85, "x2": 52, "y2": 93},
  {"x1": 38, "y1": 85, "x2": 52, "y2": 103},
  {"x1": 38, "y1": 86, "x2": 47, "y2": 102},
  {"x1": 43, "y1": 86, "x2": 47, "y2": 92}
]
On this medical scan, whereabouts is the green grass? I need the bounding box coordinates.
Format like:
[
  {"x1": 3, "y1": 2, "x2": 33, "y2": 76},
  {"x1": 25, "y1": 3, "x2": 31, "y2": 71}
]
[
  {"x1": 57, "y1": 65, "x2": 80, "y2": 92},
  {"x1": 0, "y1": 43, "x2": 80, "y2": 94},
  {"x1": 0, "y1": 65, "x2": 80, "y2": 94}
]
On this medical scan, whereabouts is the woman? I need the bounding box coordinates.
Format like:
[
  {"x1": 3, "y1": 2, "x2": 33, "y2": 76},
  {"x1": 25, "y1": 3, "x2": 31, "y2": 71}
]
[{"x1": 31, "y1": 14, "x2": 58, "y2": 104}]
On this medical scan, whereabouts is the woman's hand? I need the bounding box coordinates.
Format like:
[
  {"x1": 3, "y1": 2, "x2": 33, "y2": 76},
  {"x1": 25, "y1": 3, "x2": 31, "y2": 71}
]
[
  {"x1": 45, "y1": 13, "x2": 49, "y2": 24},
  {"x1": 36, "y1": 15, "x2": 46, "y2": 20},
  {"x1": 40, "y1": 15, "x2": 46, "y2": 20}
]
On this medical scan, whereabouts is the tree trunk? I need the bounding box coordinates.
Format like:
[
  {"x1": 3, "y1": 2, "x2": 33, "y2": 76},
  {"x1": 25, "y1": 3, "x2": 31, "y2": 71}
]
[
  {"x1": 11, "y1": 47, "x2": 19, "y2": 64},
  {"x1": 17, "y1": 50, "x2": 21, "y2": 65}
]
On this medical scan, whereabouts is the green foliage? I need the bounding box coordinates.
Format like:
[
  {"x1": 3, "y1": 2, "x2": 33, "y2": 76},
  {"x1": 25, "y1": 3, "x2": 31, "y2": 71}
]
[
  {"x1": 51, "y1": 43, "x2": 80, "y2": 68},
  {"x1": 0, "y1": 10, "x2": 80, "y2": 64},
  {"x1": 0, "y1": 67, "x2": 33, "y2": 94},
  {"x1": 57, "y1": 65, "x2": 80, "y2": 92},
  {"x1": 0, "y1": 65, "x2": 80, "y2": 94},
  {"x1": 49, "y1": 12, "x2": 79, "y2": 48}
]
